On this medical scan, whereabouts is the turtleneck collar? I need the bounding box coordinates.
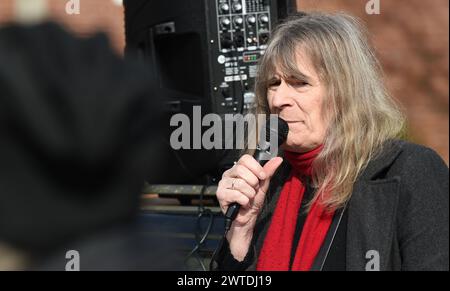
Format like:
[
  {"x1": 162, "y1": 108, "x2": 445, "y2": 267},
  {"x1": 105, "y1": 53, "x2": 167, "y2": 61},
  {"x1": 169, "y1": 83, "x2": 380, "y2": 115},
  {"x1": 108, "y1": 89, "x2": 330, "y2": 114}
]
[{"x1": 284, "y1": 145, "x2": 323, "y2": 177}]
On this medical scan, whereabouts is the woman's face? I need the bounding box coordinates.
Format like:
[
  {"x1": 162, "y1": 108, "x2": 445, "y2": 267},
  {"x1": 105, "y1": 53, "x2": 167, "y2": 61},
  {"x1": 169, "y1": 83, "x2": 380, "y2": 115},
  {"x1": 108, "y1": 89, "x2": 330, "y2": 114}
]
[{"x1": 267, "y1": 49, "x2": 329, "y2": 153}]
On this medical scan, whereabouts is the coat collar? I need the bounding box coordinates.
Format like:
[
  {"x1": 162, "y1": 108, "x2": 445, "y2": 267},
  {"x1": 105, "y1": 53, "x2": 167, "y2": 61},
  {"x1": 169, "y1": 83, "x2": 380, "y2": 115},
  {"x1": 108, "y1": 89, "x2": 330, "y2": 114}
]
[
  {"x1": 358, "y1": 139, "x2": 405, "y2": 181},
  {"x1": 275, "y1": 139, "x2": 406, "y2": 182}
]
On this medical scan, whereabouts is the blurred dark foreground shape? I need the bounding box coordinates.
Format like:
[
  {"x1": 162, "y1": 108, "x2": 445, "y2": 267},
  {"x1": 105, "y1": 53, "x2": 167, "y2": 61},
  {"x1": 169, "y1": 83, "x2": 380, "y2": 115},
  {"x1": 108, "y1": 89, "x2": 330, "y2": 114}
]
[{"x1": 0, "y1": 21, "x2": 183, "y2": 270}]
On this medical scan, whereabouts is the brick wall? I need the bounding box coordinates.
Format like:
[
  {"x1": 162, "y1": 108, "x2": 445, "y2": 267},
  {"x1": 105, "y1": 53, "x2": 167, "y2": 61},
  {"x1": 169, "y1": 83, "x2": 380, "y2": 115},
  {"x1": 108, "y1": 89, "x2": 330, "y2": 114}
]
[{"x1": 0, "y1": 0, "x2": 448, "y2": 164}]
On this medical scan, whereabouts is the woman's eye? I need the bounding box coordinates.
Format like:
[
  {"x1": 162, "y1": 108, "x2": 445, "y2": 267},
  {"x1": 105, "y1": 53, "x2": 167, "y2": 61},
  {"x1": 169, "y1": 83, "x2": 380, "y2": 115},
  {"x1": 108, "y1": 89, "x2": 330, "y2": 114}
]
[
  {"x1": 267, "y1": 78, "x2": 309, "y2": 90},
  {"x1": 267, "y1": 79, "x2": 281, "y2": 89},
  {"x1": 290, "y1": 81, "x2": 309, "y2": 88}
]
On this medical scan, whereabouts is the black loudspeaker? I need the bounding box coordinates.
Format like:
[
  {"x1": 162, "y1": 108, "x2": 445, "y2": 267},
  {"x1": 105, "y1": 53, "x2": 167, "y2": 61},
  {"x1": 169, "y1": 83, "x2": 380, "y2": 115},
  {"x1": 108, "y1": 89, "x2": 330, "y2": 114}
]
[{"x1": 124, "y1": 0, "x2": 297, "y2": 184}]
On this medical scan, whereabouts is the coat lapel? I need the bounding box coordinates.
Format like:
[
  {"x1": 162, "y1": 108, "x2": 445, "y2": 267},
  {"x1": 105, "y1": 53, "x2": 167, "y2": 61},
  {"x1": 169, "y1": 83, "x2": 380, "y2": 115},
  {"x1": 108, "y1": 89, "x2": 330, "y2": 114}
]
[
  {"x1": 346, "y1": 178, "x2": 400, "y2": 270},
  {"x1": 346, "y1": 140, "x2": 405, "y2": 270}
]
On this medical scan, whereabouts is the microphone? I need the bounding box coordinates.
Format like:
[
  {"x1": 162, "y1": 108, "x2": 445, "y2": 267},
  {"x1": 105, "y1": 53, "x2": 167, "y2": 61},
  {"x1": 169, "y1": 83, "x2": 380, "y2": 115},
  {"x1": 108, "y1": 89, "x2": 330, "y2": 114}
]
[{"x1": 224, "y1": 116, "x2": 289, "y2": 230}]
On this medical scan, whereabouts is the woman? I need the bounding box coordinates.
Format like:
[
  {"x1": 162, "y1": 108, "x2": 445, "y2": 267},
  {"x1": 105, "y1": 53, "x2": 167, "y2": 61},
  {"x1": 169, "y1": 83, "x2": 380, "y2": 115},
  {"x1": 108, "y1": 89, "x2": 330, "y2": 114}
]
[{"x1": 212, "y1": 12, "x2": 449, "y2": 271}]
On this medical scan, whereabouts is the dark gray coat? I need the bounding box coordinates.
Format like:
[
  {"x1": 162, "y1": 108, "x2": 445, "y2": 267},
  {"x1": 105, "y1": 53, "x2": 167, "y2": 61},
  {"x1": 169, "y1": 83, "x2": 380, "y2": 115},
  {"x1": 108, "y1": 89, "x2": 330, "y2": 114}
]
[{"x1": 214, "y1": 140, "x2": 449, "y2": 271}]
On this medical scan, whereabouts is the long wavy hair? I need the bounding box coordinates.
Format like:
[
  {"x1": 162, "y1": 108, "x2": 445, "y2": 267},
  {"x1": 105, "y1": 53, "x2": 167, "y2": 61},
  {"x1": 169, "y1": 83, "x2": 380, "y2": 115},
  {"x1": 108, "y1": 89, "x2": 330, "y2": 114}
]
[{"x1": 254, "y1": 12, "x2": 406, "y2": 211}]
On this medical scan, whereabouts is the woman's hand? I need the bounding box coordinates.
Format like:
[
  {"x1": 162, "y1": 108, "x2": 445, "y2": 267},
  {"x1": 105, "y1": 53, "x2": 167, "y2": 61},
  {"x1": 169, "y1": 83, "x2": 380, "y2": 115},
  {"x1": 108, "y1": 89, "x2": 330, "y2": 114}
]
[{"x1": 216, "y1": 154, "x2": 283, "y2": 261}]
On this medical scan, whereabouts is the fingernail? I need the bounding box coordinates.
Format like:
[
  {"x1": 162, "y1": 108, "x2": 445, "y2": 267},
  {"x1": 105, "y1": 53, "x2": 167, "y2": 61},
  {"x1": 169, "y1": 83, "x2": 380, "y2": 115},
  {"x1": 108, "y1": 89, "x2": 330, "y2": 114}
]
[{"x1": 259, "y1": 172, "x2": 266, "y2": 179}]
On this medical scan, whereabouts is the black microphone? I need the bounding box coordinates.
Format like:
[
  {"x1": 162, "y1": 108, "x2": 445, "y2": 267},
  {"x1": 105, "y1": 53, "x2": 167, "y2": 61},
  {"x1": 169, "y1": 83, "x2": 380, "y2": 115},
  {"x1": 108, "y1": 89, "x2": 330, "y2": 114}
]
[{"x1": 224, "y1": 116, "x2": 289, "y2": 230}]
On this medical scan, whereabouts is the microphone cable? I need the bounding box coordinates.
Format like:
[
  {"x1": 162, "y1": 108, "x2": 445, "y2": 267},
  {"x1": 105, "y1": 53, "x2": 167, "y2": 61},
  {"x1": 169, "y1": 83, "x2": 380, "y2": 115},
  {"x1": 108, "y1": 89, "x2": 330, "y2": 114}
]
[
  {"x1": 184, "y1": 175, "x2": 215, "y2": 271},
  {"x1": 208, "y1": 210, "x2": 233, "y2": 271}
]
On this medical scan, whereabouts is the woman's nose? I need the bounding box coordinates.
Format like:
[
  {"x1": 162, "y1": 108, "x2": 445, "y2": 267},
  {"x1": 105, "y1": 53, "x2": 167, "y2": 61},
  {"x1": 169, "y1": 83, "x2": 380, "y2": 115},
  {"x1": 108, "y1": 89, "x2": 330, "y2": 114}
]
[{"x1": 271, "y1": 80, "x2": 293, "y2": 109}]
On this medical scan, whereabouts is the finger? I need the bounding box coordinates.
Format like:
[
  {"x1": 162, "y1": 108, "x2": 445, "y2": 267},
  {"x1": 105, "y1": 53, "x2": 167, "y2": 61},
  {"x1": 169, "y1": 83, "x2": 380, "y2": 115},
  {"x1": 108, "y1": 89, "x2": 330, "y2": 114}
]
[
  {"x1": 221, "y1": 189, "x2": 251, "y2": 209},
  {"x1": 221, "y1": 167, "x2": 233, "y2": 178},
  {"x1": 218, "y1": 177, "x2": 256, "y2": 200},
  {"x1": 216, "y1": 181, "x2": 252, "y2": 206},
  {"x1": 237, "y1": 154, "x2": 266, "y2": 180},
  {"x1": 262, "y1": 157, "x2": 283, "y2": 179},
  {"x1": 226, "y1": 177, "x2": 256, "y2": 199},
  {"x1": 227, "y1": 164, "x2": 260, "y2": 188}
]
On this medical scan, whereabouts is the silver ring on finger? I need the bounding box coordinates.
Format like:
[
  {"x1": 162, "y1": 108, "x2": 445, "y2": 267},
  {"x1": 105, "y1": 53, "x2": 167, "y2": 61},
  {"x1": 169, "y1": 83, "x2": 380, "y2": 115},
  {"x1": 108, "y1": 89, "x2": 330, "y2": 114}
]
[{"x1": 231, "y1": 178, "x2": 237, "y2": 190}]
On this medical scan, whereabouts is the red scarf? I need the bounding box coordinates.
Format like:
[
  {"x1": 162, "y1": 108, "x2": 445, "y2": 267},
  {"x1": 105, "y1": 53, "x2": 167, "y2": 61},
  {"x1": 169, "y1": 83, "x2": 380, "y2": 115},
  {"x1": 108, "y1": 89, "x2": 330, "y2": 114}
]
[{"x1": 256, "y1": 145, "x2": 335, "y2": 271}]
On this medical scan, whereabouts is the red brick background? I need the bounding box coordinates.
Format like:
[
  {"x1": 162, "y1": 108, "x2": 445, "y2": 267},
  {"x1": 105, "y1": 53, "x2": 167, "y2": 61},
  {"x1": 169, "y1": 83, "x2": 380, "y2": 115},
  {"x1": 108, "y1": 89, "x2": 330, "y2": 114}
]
[{"x1": 0, "y1": 0, "x2": 448, "y2": 164}]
